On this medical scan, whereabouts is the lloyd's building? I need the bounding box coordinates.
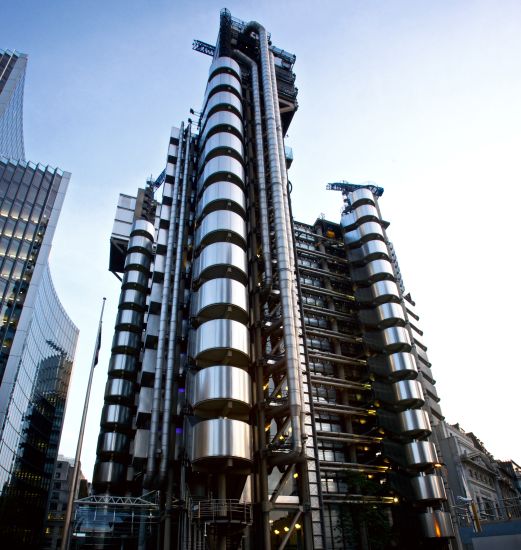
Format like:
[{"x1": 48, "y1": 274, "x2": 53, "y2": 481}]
[{"x1": 78, "y1": 10, "x2": 457, "y2": 550}]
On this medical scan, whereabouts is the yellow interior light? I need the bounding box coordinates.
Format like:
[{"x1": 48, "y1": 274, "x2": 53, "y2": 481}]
[
  {"x1": 284, "y1": 526, "x2": 290, "y2": 532},
  {"x1": 274, "y1": 529, "x2": 280, "y2": 535},
  {"x1": 293, "y1": 472, "x2": 299, "y2": 479},
  {"x1": 295, "y1": 523, "x2": 302, "y2": 529},
  {"x1": 393, "y1": 497, "x2": 399, "y2": 503}
]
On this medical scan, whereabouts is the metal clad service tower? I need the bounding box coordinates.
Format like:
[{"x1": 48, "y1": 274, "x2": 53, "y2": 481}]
[{"x1": 86, "y1": 10, "x2": 455, "y2": 550}]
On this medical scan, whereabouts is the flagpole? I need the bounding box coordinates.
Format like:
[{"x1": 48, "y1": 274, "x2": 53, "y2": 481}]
[{"x1": 61, "y1": 297, "x2": 106, "y2": 550}]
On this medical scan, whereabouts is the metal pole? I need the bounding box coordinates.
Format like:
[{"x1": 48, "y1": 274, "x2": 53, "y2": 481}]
[{"x1": 61, "y1": 297, "x2": 107, "y2": 550}]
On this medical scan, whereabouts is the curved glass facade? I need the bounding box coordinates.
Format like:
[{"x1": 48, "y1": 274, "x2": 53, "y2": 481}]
[
  {"x1": 0, "y1": 265, "x2": 78, "y2": 548},
  {"x1": 0, "y1": 50, "x2": 26, "y2": 161}
]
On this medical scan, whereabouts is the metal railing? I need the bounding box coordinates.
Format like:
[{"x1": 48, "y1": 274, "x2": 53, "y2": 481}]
[
  {"x1": 188, "y1": 498, "x2": 253, "y2": 525},
  {"x1": 452, "y1": 495, "x2": 521, "y2": 528}
]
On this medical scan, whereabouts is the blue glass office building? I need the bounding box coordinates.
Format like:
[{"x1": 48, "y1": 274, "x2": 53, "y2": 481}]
[{"x1": 0, "y1": 48, "x2": 78, "y2": 549}]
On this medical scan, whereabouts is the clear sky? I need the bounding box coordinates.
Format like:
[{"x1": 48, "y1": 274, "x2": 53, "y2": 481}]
[{"x1": 3, "y1": 0, "x2": 521, "y2": 479}]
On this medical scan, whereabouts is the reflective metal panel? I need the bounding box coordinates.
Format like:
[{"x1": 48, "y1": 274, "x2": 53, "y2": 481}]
[
  {"x1": 193, "y1": 242, "x2": 248, "y2": 285},
  {"x1": 115, "y1": 308, "x2": 142, "y2": 331},
  {"x1": 131, "y1": 219, "x2": 155, "y2": 239},
  {"x1": 353, "y1": 259, "x2": 395, "y2": 284},
  {"x1": 405, "y1": 441, "x2": 438, "y2": 468},
  {"x1": 205, "y1": 72, "x2": 242, "y2": 100},
  {"x1": 411, "y1": 474, "x2": 447, "y2": 502},
  {"x1": 191, "y1": 278, "x2": 248, "y2": 324},
  {"x1": 195, "y1": 210, "x2": 247, "y2": 249},
  {"x1": 127, "y1": 234, "x2": 153, "y2": 256},
  {"x1": 196, "y1": 181, "x2": 246, "y2": 220},
  {"x1": 202, "y1": 91, "x2": 243, "y2": 125},
  {"x1": 111, "y1": 330, "x2": 140, "y2": 352},
  {"x1": 349, "y1": 239, "x2": 390, "y2": 263},
  {"x1": 191, "y1": 365, "x2": 252, "y2": 417},
  {"x1": 93, "y1": 461, "x2": 126, "y2": 485},
  {"x1": 108, "y1": 353, "x2": 137, "y2": 377},
  {"x1": 104, "y1": 378, "x2": 135, "y2": 404},
  {"x1": 370, "y1": 280, "x2": 400, "y2": 303},
  {"x1": 200, "y1": 111, "x2": 243, "y2": 147},
  {"x1": 98, "y1": 432, "x2": 130, "y2": 456},
  {"x1": 375, "y1": 302, "x2": 406, "y2": 326},
  {"x1": 190, "y1": 418, "x2": 252, "y2": 464},
  {"x1": 190, "y1": 319, "x2": 250, "y2": 368},
  {"x1": 375, "y1": 352, "x2": 418, "y2": 379},
  {"x1": 391, "y1": 379, "x2": 424, "y2": 407},
  {"x1": 119, "y1": 289, "x2": 146, "y2": 311},
  {"x1": 348, "y1": 188, "x2": 375, "y2": 208},
  {"x1": 124, "y1": 252, "x2": 150, "y2": 272},
  {"x1": 344, "y1": 221, "x2": 384, "y2": 246},
  {"x1": 419, "y1": 511, "x2": 454, "y2": 538},
  {"x1": 100, "y1": 404, "x2": 133, "y2": 428},
  {"x1": 199, "y1": 133, "x2": 244, "y2": 169},
  {"x1": 198, "y1": 155, "x2": 245, "y2": 191},
  {"x1": 398, "y1": 409, "x2": 431, "y2": 437},
  {"x1": 208, "y1": 57, "x2": 242, "y2": 81},
  {"x1": 381, "y1": 326, "x2": 412, "y2": 351},
  {"x1": 340, "y1": 204, "x2": 379, "y2": 230},
  {"x1": 122, "y1": 269, "x2": 148, "y2": 292}
]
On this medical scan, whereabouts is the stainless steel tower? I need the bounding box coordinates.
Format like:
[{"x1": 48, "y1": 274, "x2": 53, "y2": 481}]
[{"x1": 83, "y1": 10, "x2": 456, "y2": 550}]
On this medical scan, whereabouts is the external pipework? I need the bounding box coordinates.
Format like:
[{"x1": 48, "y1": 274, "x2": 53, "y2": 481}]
[
  {"x1": 233, "y1": 49, "x2": 272, "y2": 290},
  {"x1": 246, "y1": 20, "x2": 303, "y2": 457},
  {"x1": 145, "y1": 122, "x2": 185, "y2": 488},
  {"x1": 160, "y1": 125, "x2": 191, "y2": 483},
  {"x1": 268, "y1": 49, "x2": 308, "y2": 443}
]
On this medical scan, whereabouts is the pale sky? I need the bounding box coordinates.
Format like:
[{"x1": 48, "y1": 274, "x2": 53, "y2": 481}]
[{"x1": 3, "y1": 0, "x2": 521, "y2": 479}]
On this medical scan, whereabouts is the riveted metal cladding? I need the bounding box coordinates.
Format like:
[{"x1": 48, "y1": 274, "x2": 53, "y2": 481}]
[
  {"x1": 397, "y1": 409, "x2": 431, "y2": 437},
  {"x1": 419, "y1": 511, "x2": 454, "y2": 538},
  {"x1": 195, "y1": 210, "x2": 247, "y2": 249},
  {"x1": 405, "y1": 440, "x2": 439, "y2": 468},
  {"x1": 124, "y1": 251, "x2": 152, "y2": 272},
  {"x1": 190, "y1": 418, "x2": 252, "y2": 465},
  {"x1": 349, "y1": 239, "x2": 390, "y2": 264},
  {"x1": 101, "y1": 404, "x2": 133, "y2": 429},
  {"x1": 122, "y1": 269, "x2": 148, "y2": 292},
  {"x1": 190, "y1": 318, "x2": 250, "y2": 368},
  {"x1": 201, "y1": 91, "x2": 243, "y2": 125},
  {"x1": 97, "y1": 432, "x2": 131, "y2": 458},
  {"x1": 108, "y1": 353, "x2": 137, "y2": 378},
  {"x1": 352, "y1": 258, "x2": 395, "y2": 284},
  {"x1": 104, "y1": 378, "x2": 135, "y2": 404},
  {"x1": 343, "y1": 221, "x2": 384, "y2": 247},
  {"x1": 127, "y1": 234, "x2": 154, "y2": 257},
  {"x1": 111, "y1": 330, "x2": 141, "y2": 353},
  {"x1": 191, "y1": 278, "x2": 248, "y2": 324},
  {"x1": 93, "y1": 461, "x2": 126, "y2": 485},
  {"x1": 411, "y1": 474, "x2": 447, "y2": 502},
  {"x1": 340, "y1": 204, "x2": 380, "y2": 230},
  {"x1": 198, "y1": 155, "x2": 245, "y2": 192},
  {"x1": 192, "y1": 242, "x2": 248, "y2": 285},
  {"x1": 199, "y1": 111, "x2": 243, "y2": 148},
  {"x1": 191, "y1": 365, "x2": 252, "y2": 418},
  {"x1": 196, "y1": 181, "x2": 246, "y2": 220},
  {"x1": 355, "y1": 280, "x2": 401, "y2": 305},
  {"x1": 208, "y1": 56, "x2": 242, "y2": 81},
  {"x1": 199, "y1": 132, "x2": 244, "y2": 169},
  {"x1": 119, "y1": 288, "x2": 147, "y2": 311},
  {"x1": 347, "y1": 187, "x2": 376, "y2": 208},
  {"x1": 115, "y1": 308, "x2": 143, "y2": 332}
]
